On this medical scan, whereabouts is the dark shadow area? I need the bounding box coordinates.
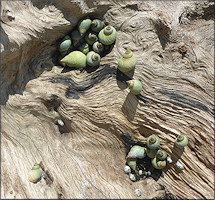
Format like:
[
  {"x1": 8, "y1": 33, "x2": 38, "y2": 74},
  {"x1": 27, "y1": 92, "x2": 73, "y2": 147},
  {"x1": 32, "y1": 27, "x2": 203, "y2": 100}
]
[
  {"x1": 41, "y1": 94, "x2": 62, "y2": 112},
  {"x1": 45, "y1": 64, "x2": 116, "y2": 99},
  {"x1": 116, "y1": 68, "x2": 134, "y2": 90},
  {"x1": 55, "y1": 118, "x2": 72, "y2": 134},
  {"x1": 121, "y1": 92, "x2": 139, "y2": 121},
  {"x1": 39, "y1": 161, "x2": 54, "y2": 187},
  {"x1": 158, "y1": 90, "x2": 213, "y2": 115}
]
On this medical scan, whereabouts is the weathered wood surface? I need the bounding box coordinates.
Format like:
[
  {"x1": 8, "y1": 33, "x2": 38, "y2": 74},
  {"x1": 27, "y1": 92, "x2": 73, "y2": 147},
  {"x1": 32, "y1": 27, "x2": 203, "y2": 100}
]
[{"x1": 1, "y1": 0, "x2": 214, "y2": 199}]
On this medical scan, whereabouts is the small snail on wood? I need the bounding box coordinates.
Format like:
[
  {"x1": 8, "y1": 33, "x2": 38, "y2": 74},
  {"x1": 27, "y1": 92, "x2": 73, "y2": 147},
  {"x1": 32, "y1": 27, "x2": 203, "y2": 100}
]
[
  {"x1": 92, "y1": 41, "x2": 104, "y2": 54},
  {"x1": 78, "y1": 17, "x2": 92, "y2": 36},
  {"x1": 167, "y1": 157, "x2": 173, "y2": 163},
  {"x1": 124, "y1": 165, "x2": 131, "y2": 174},
  {"x1": 175, "y1": 135, "x2": 188, "y2": 148},
  {"x1": 126, "y1": 157, "x2": 137, "y2": 171},
  {"x1": 127, "y1": 145, "x2": 146, "y2": 159},
  {"x1": 151, "y1": 157, "x2": 167, "y2": 169},
  {"x1": 156, "y1": 150, "x2": 167, "y2": 161},
  {"x1": 98, "y1": 25, "x2": 117, "y2": 45},
  {"x1": 91, "y1": 19, "x2": 104, "y2": 32},
  {"x1": 78, "y1": 43, "x2": 90, "y2": 55},
  {"x1": 86, "y1": 51, "x2": 101, "y2": 67},
  {"x1": 58, "y1": 35, "x2": 72, "y2": 56},
  {"x1": 60, "y1": 51, "x2": 87, "y2": 68},
  {"x1": 175, "y1": 161, "x2": 184, "y2": 170},
  {"x1": 85, "y1": 32, "x2": 98, "y2": 45},
  {"x1": 129, "y1": 174, "x2": 136, "y2": 182},
  {"x1": 126, "y1": 80, "x2": 143, "y2": 95},
  {"x1": 28, "y1": 163, "x2": 42, "y2": 183},
  {"x1": 118, "y1": 49, "x2": 137, "y2": 73},
  {"x1": 147, "y1": 135, "x2": 160, "y2": 149}
]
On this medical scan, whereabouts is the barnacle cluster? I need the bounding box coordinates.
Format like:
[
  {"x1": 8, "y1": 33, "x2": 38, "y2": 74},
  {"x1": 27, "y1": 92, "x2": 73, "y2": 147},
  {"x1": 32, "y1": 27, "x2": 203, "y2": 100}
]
[
  {"x1": 58, "y1": 17, "x2": 117, "y2": 69},
  {"x1": 124, "y1": 134, "x2": 188, "y2": 182}
]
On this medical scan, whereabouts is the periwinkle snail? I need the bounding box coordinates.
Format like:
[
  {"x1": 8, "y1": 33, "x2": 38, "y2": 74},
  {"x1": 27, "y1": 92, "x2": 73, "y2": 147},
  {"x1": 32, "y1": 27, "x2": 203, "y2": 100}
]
[
  {"x1": 126, "y1": 80, "x2": 143, "y2": 95},
  {"x1": 151, "y1": 157, "x2": 167, "y2": 169},
  {"x1": 86, "y1": 51, "x2": 101, "y2": 67},
  {"x1": 58, "y1": 35, "x2": 72, "y2": 55},
  {"x1": 92, "y1": 41, "x2": 104, "y2": 54},
  {"x1": 175, "y1": 135, "x2": 188, "y2": 148},
  {"x1": 156, "y1": 150, "x2": 167, "y2": 161},
  {"x1": 127, "y1": 145, "x2": 146, "y2": 159},
  {"x1": 71, "y1": 29, "x2": 84, "y2": 47},
  {"x1": 91, "y1": 19, "x2": 104, "y2": 32},
  {"x1": 147, "y1": 135, "x2": 160, "y2": 149},
  {"x1": 28, "y1": 163, "x2": 42, "y2": 183},
  {"x1": 60, "y1": 51, "x2": 86, "y2": 68},
  {"x1": 85, "y1": 32, "x2": 98, "y2": 45},
  {"x1": 78, "y1": 17, "x2": 92, "y2": 36},
  {"x1": 98, "y1": 25, "x2": 117, "y2": 45},
  {"x1": 78, "y1": 43, "x2": 90, "y2": 55},
  {"x1": 126, "y1": 157, "x2": 137, "y2": 171},
  {"x1": 124, "y1": 165, "x2": 131, "y2": 174},
  {"x1": 118, "y1": 49, "x2": 137, "y2": 73}
]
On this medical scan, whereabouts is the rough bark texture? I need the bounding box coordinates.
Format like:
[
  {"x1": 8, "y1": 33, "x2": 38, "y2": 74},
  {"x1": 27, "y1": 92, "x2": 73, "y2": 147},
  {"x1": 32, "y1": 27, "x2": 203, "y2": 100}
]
[{"x1": 1, "y1": 0, "x2": 214, "y2": 199}]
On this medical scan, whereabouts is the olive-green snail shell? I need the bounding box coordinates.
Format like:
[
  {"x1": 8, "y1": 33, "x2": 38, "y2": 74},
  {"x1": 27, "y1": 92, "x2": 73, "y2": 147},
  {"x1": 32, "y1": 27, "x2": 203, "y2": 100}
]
[
  {"x1": 126, "y1": 80, "x2": 142, "y2": 95},
  {"x1": 126, "y1": 158, "x2": 137, "y2": 171},
  {"x1": 78, "y1": 17, "x2": 92, "y2": 36},
  {"x1": 147, "y1": 135, "x2": 160, "y2": 149},
  {"x1": 118, "y1": 49, "x2": 137, "y2": 73},
  {"x1": 175, "y1": 135, "x2": 188, "y2": 148},
  {"x1": 86, "y1": 51, "x2": 101, "y2": 67},
  {"x1": 58, "y1": 35, "x2": 72, "y2": 55},
  {"x1": 78, "y1": 43, "x2": 90, "y2": 55},
  {"x1": 28, "y1": 163, "x2": 42, "y2": 183},
  {"x1": 85, "y1": 32, "x2": 98, "y2": 45},
  {"x1": 98, "y1": 25, "x2": 117, "y2": 45},
  {"x1": 156, "y1": 150, "x2": 167, "y2": 161},
  {"x1": 91, "y1": 19, "x2": 104, "y2": 32},
  {"x1": 71, "y1": 29, "x2": 84, "y2": 47},
  {"x1": 127, "y1": 145, "x2": 146, "y2": 159},
  {"x1": 60, "y1": 51, "x2": 87, "y2": 68},
  {"x1": 151, "y1": 157, "x2": 166, "y2": 169},
  {"x1": 92, "y1": 41, "x2": 104, "y2": 54},
  {"x1": 146, "y1": 147, "x2": 157, "y2": 158}
]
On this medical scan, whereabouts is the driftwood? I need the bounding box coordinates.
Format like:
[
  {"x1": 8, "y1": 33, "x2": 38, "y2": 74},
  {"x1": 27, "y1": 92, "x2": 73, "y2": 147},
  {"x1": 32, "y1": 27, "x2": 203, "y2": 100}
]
[{"x1": 1, "y1": 0, "x2": 214, "y2": 199}]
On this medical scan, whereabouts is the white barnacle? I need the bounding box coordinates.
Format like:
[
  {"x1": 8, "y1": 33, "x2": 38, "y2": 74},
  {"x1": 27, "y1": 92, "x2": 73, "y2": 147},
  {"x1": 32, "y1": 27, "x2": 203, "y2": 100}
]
[
  {"x1": 134, "y1": 188, "x2": 142, "y2": 197},
  {"x1": 129, "y1": 174, "x2": 136, "y2": 182},
  {"x1": 175, "y1": 161, "x2": 184, "y2": 170},
  {"x1": 57, "y1": 119, "x2": 64, "y2": 126},
  {"x1": 138, "y1": 170, "x2": 143, "y2": 176},
  {"x1": 146, "y1": 171, "x2": 151, "y2": 176},
  {"x1": 167, "y1": 157, "x2": 173, "y2": 163},
  {"x1": 124, "y1": 165, "x2": 131, "y2": 174}
]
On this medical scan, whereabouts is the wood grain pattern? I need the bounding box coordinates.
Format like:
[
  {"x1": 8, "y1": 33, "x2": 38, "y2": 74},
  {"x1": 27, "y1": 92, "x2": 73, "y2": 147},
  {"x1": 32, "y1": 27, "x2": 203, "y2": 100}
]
[{"x1": 1, "y1": 0, "x2": 214, "y2": 199}]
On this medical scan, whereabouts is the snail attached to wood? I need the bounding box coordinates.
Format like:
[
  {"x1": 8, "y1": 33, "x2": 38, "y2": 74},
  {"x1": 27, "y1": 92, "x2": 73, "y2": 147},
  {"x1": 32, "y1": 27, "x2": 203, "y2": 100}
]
[
  {"x1": 167, "y1": 156, "x2": 173, "y2": 163},
  {"x1": 71, "y1": 29, "x2": 84, "y2": 47},
  {"x1": 156, "y1": 150, "x2": 167, "y2": 161},
  {"x1": 28, "y1": 163, "x2": 42, "y2": 183},
  {"x1": 60, "y1": 51, "x2": 87, "y2": 68},
  {"x1": 91, "y1": 19, "x2": 104, "y2": 32},
  {"x1": 58, "y1": 35, "x2": 72, "y2": 56},
  {"x1": 98, "y1": 25, "x2": 117, "y2": 45},
  {"x1": 129, "y1": 174, "x2": 136, "y2": 182},
  {"x1": 85, "y1": 32, "x2": 98, "y2": 45},
  {"x1": 126, "y1": 80, "x2": 143, "y2": 95},
  {"x1": 127, "y1": 145, "x2": 146, "y2": 159},
  {"x1": 146, "y1": 147, "x2": 157, "y2": 158},
  {"x1": 126, "y1": 157, "x2": 137, "y2": 171},
  {"x1": 78, "y1": 17, "x2": 92, "y2": 36},
  {"x1": 118, "y1": 49, "x2": 137, "y2": 73},
  {"x1": 175, "y1": 161, "x2": 184, "y2": 170},
  {"x1": 175, "y1": 135, "x2": 188, "y2": 148},
  {"x1": 86, "y1": 51, "x2": 101, "y2": 67},
  {"x1": 92, "y1": 41, "x2": 104, "y2": 54},
  {"x1": 78, "y1": 43, "x2": 90, "y2": 55},
  {"x1": 151, "y1": 157, "x2": 167, "y2": 169},
  {"x1": 147, "y1": 135, "x2": 160, "y2": 149}
]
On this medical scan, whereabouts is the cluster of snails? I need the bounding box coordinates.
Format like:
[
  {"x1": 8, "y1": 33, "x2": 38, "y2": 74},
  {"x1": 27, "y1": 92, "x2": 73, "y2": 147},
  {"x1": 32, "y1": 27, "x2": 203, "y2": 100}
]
[
  {"x1": 58, "y1": 17, "x2": 117, "y2": 69},
  {"x1": 124, "y1": 134, "x2": 188, "y2": 182}
]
